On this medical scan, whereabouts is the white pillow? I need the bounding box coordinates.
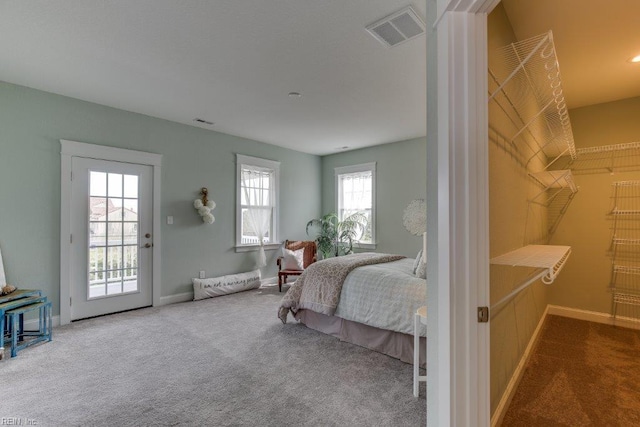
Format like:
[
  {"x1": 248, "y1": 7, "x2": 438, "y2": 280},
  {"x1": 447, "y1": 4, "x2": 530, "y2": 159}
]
[
  {"x1": 415, "y1": 255, "x2": 426, "y2": 279},
  {"x1": 283, "y1": 247, "x2": 305, "y2": 270},
  {"x1": 192, "y1": 269, "x2": 261, "y2": 301},
  {"x1": 412, "y1": 250, "x2": 423, "y2": 275}
]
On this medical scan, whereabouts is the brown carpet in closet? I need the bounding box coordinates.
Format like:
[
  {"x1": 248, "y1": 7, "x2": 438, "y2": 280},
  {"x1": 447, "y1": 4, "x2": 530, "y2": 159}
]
[{"x1": 502, "y1": 315, "x2": 640, "y2": 426}]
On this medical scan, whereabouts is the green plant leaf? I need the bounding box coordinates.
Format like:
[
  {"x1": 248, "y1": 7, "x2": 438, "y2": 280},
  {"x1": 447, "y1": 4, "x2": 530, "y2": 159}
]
[{"x1": 306, "y1": 211, "x2": 370, "y2": 257}]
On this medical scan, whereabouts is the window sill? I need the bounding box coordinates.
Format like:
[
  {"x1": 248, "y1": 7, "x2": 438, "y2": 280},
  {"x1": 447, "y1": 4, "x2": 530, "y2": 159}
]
[
  {"x1": 353, "y1": 242, "x2": 377, "y2": 250},
  {"x1": 235, "y1": 243, "x2": 281, "y2": 253}
]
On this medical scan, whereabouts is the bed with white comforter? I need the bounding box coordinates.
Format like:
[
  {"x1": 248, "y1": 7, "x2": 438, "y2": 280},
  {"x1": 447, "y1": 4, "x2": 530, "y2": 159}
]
[
  {"x1": 278, "y1": 253, "x2": 426, "y2": 364},
  {"x1": 333, "y1": 257, "x2": 426, "y2": 336}
]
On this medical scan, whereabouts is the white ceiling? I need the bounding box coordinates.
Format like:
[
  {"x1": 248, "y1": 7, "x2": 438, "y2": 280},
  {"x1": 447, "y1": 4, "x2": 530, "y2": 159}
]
[
  {"x1": 5, "y1": 1, "x2": 632, "y2": 155},
  {"x1": 0, "y1": 1, "x2": 427, "y2": 156},
  {"x1": 501, "y1": 0, "x2": 640, "y2": 109}
]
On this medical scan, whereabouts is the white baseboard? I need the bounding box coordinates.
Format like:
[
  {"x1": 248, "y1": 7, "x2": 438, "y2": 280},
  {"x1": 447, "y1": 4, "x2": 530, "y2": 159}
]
[
  {"x1": 491, "y1": 305, "x2": 549, "y2": 427},
  {"x1": 23, "y1": 315, "x2": 61, "y2": 330},
  {"x1": 159, "y1": 280, "x2": 277, "y2": 306},
  {"x1": 547, "y1": 304, "x2": 640, "y2": 330},
  {"x1": 159, "y1": 292, "x2": 193, "y2": 305},
  {"x1": 21, "y1": 283, "x2": 277, "y2": 330},
  {"x1": 261, "y1": 276, "x2": 278, "y2": 286}
]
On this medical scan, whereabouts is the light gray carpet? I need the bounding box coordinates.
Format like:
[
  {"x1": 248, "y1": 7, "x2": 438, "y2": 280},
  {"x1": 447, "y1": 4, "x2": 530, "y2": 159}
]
[{"x1": 2, "y1": 285, "x2": 426, "y2": 426}]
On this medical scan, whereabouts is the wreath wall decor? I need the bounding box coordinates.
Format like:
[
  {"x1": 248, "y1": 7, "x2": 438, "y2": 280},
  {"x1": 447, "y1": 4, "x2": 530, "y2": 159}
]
[
  {"x1": 403, "y1": 199, "x2": 426, "y2": 236},
  {"x1": 194, "y1": 187, "x2": 216, "y2": 224}
]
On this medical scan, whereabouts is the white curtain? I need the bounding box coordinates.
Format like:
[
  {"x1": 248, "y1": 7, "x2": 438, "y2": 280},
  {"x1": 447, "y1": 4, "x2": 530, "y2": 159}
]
[
  {"x1": 241, "y1": 167, "x2": 272, "y2": 268},
  {"x1": 340, "y1": 172, "x2": 372, "y2": 242},
  {"x1": 341, "y1": 171, "x2": 372, "y2": 215}
]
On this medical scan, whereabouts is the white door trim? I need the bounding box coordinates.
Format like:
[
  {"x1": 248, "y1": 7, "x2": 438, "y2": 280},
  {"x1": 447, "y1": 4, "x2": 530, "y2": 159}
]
[
  {"x1": 427, "y1": 1, "x2": 499, "y2": 426},
  {"x1": 60, "y1": 140, "x2": 162, "y2": 325}
]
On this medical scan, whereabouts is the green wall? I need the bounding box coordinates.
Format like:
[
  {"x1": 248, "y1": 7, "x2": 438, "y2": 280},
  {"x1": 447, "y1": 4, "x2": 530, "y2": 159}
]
[
  {"x1": 320, "y1": 138, "x2": 427, "y2": 258},
  {"x1": 0, "y1": 81, "x2": 322, "y2": 316}
]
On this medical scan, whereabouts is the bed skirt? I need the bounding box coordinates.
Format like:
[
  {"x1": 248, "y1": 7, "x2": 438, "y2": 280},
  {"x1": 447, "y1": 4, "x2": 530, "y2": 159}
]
[{"x1": 294, "y1": 309, "x2": 426, "y2": 369}]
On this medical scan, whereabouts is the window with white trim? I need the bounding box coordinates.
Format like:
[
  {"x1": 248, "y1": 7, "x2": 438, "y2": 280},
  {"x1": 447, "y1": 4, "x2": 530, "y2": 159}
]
[
  {"x1": 335, "y1": 162, "x2": 376, "y2": 247},
  {"x1": 236, "y1": 154, "x2": 280, "y2": 250}
]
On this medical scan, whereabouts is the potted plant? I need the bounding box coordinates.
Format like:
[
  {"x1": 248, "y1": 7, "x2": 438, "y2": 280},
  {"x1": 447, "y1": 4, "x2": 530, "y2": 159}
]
[{"x1": 306, "y1": 212, "x2": 368, "y2": 258}]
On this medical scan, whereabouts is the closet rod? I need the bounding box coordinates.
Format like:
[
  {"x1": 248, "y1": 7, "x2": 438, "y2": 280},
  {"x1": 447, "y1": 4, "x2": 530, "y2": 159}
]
[
  {"x1": 490, "y1": 268, "x2": 547, "y2": 313},
  {"x1": 490, "y1": 245, "x2": 571, "y2": 313}
]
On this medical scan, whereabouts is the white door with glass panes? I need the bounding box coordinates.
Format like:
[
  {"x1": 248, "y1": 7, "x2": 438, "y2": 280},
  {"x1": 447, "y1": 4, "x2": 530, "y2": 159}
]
[{"x1": 70, "y1": 157, "x2": 153, "y2": 320}]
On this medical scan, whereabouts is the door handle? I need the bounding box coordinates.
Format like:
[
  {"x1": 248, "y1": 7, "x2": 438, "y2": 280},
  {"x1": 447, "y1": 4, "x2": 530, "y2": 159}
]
[{"x1": 142, "y1": 243, "x2": 152, "y2": 248}]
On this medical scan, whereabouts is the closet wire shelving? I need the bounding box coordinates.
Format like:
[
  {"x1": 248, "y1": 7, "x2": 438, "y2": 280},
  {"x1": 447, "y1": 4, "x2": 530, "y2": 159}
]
[
  {"x1": 609, "y1": 181, "x2": 640, "y2": 319},
  {"x1": 552, "y1": 141, "x2": 640, "y2": 175},
  {"x1": 490, "y1": 245, "x2": 571, "y2": 311},
  {"x1": 529, "y1": 170, "x2": 579, "y2": 236},
  {"x1": 488, "y1": 30, "x2": 577, "y2": 171},
  {"x1": 489, "y1": 31, "x2": 577, "y2": 312},
  {"x1": 488, "y1": 30, "x2": 579, "y2": 224}
]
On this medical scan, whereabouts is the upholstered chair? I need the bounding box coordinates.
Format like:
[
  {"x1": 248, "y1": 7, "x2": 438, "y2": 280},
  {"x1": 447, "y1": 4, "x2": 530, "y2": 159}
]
[{"x1": 276, "y1": 240, "x2": 317, "y2": 291}]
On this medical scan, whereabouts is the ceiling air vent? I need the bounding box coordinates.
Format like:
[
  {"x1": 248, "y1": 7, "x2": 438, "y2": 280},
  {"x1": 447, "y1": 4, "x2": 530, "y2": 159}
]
[
  {"x1": 193, "y1": 118, "x2": 214, "y2": 126},
  {"x1": 366, "y1": 6, "x2": 426, "y2": 48}
]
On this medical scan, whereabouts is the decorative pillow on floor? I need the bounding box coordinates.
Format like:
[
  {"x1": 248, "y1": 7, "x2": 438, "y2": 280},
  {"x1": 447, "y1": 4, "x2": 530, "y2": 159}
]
[
  {"x1": 192, "y1": 269, "x2": 261, "y2": 300},
  {"x1": 282, "y1": 247, "x2": 305, "y2": 270}
]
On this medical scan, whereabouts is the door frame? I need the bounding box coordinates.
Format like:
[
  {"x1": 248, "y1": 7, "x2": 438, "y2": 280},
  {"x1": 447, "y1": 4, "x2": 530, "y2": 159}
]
[
  {"x1": 426, "y1": 0, "x2": 499, "y2": 426},
  {"x1": 60, "y1": 140, "x2": 162, "y2": 325}
]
